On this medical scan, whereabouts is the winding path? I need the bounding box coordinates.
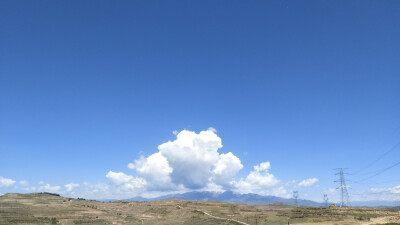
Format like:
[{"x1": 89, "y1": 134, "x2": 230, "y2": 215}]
[{"x1": 193, "y1": 209, "x2": 250, "y2": 225}]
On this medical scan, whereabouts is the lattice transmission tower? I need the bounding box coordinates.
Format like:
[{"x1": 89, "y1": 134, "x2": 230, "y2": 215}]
[
  {"x1": 334, "y1": 168, "x2": 351, "y2": 207},
  {"x1": 293, "y1": 191, "x2": 299, "y2": 207},
  {"x1": 323, "y1": 194, "x2": 328, "y2": 207}
]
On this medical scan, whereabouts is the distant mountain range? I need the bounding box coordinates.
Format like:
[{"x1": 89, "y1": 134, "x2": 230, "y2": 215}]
[
  {"x1": 123, "y1": 191, "x2": 324, "y2": 207},
  {"x1": 351, "y1": 201, "x2": 400, "y2": 208},
  {"x1": 114, "y1": 191, "x2": 399, "y2": 208}
]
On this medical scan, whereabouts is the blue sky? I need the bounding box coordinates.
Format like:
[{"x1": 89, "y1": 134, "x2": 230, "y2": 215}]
[{"x1": 1, "y1": 1, "x2": 400, "y2": 203}]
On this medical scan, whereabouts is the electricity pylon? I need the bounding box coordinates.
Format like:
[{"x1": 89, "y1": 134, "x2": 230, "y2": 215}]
[
  {"x1": 323, "y1": 194, "x2": 328, "y2": 207},
  {"x1": 334, "y1": 168, "x2": 351, "y2": 207},
  {"x1": 293, "y1": 191, "x2": 299, "y2": 207}
]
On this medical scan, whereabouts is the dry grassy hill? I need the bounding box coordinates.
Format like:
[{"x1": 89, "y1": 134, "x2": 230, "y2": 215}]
[{"x1": 0, "y1": 193, "x2": 399, "y2": 225}]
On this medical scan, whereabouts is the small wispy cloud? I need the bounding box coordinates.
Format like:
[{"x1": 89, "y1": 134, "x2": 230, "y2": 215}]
[
  {"x1": 0, "y1": 176, "x2": 16, "y2": 187},
  {"x1": 19, "y1": 180, "x2": 29, "y2": 186},
  {"x1": 298, "y1": 178, "x2": 319, "y2": 187},
  {"x1": 65, "y1": 183, "x2": 80, "y2": 192},
  {"x1": 208, "y1": 127, "x2": 217, "y2": 133},
  {"x1": 38, "y1": 183, "x2": 61, "y2": 193}
]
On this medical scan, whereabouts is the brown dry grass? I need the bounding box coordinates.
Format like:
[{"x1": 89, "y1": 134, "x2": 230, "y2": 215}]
[{"x1": 0, "y1": 193, "x2": 399, "y2": 225}]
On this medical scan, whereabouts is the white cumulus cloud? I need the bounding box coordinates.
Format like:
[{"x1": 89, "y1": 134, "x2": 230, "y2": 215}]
[
  {"x1": 298, "y1": 178, "x2": 319, "y2": 187},
  {"x1": 234, "y1": 162, "x2": 285, "y2": 196},
  {"x1": 157, "y1": 130, "x2": 224, "y2": 188},
  {"x1": 106, "y1": 171, "x2": 134, "y2": 185},
  {"x1": 106, "y1": 171, "x2": 146, "y2": 191},
  {"x1": 0, "y1": 176, "x2": 16, "y2": 187},
  {"x1": 108, "y1": 129, "x2": 245, "y2": 195},
  {"x1": 105, "y1": 129, "x2": 288, "y2": 198},
  {"x1": 212, "y1": 152, "x2": 243, "y2": 187},
  {"x1": 131, "y1": 152, "x2": 173, "y2": 190}
]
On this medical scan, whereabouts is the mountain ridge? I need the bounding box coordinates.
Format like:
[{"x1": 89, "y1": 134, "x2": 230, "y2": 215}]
[
  {"x1": 120, "y1": 191, "x2": 400, "y2": 208},
  {"x1": 124, "y1": 191, "x2": 324, "y2": 207}
]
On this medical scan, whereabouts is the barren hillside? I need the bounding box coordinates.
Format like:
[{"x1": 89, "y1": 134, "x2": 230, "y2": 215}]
[{"x1": 0, "y1": 193, "x2": 399, "y2": 225}]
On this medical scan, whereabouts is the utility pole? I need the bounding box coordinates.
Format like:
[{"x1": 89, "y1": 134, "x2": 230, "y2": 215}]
[
  {"x1": 293, "y1": 191, "x2": 299, "y2": 207},
  {"x1": 334, "y1": 168, "x2": 351, "y2": 207},
  {"x1": 323, "y1": 194, "x2": 328, "y2": 207}
]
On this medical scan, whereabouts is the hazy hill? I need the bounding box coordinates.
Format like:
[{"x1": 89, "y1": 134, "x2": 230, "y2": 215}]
[
  {"x1": 125, "y1": 191, "x2": 324, "y2": 207},
  {"x1": 123, "y1": 191, "x2": 400, "y2": 208}
]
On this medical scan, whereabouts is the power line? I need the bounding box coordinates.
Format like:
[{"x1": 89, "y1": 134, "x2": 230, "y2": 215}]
[
  {"x1": 351, "y1": 178, "x2": 400, "y2": 186},
  {"x1": 352, "y1": 189, "x2": 395, "y2": 196},
  {"x1": 356, "y1": 160, "x2": 400, "y2": 183},
  {"x1": 353, "y1": 141, "x2": 400, "y2": 175},
  {"x1": 335, "y1": 127, "x2": 400, "y2": 202}
]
